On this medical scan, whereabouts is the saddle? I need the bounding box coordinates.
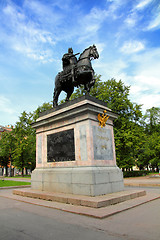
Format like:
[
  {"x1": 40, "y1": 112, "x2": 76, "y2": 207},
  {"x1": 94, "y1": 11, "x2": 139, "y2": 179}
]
[
  {"x1": 59, "y1": 64, "x2": 93, "y2": 84},
  {"x1": 58, "y1": 68, "x2": 73, "y2": 83}
]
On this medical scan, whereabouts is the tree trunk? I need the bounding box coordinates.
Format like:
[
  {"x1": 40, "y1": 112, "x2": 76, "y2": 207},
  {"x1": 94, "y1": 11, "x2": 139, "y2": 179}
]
[
  {"x1": 5, "y1": 165, "x2": 8, "y2": 176},
  {"x1": 21, "y1": 152, "x2": 24, "y2": 177},
  {"x1": 22, "y1": 167, "x2": 24, "y2": 177}
]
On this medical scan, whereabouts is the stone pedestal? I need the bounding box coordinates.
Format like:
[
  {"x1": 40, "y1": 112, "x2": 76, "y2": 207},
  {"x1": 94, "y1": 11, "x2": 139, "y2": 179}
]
[{"x1": 31, "y1": 95, "x2": 124, "y2": 196}]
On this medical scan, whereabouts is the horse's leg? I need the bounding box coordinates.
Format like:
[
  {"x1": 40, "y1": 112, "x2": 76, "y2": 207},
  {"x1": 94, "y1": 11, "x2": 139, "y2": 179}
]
[
  {"x1": 53, "y1": 87, "x2": 61, "y2": 107},
  {"x1": 86, "y1": 85, "x2": 90, "y2": 95},
  {"x1": 65, "y1": 88, "x2": 74, "y2": 102},
  {"x1": 53, "y1": 73, "x2": 62, "y2": 107},
  {"x1": 84, "y1": 81, "x2": 90, "y2": 95},
  {"x1": 90, "y1": 70, "x2": 95, "y2": 87},
  {"x1": 85, "y1": 71, "x2": 95, "y2": 94}
]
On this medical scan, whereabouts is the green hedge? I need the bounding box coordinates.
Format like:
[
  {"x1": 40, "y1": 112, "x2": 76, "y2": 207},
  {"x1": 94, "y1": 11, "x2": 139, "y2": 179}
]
[{"x1": 123, "y1": 170, "x2": 151, "y2": 178}]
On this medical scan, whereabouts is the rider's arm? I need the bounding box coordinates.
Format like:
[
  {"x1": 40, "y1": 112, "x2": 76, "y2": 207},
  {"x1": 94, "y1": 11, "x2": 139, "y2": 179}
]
[{"x1": 62, "y1": 53, "x2": 71, "y2": 61}]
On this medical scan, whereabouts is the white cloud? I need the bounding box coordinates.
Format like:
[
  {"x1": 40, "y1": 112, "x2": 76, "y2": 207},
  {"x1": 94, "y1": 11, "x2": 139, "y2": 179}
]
[
  {"x1": 120, "y1": 40, "x2": 145, "y2": 54},
  {"x1": 146, "y1": 13, "x2": 160, "y2": 30},
  {"x1": 95, "y1": 43, "x2": 106, "y2": 55},
  {"x1": 3, "y1": 3, "x2": 25, "y2": 21},
  {"x1": 24, "y1": 0, "x2": 64, "y2": 28},
  {"x1": 140, "y1": 93, "x2": 160, "y2": 110},
  {"x1": 130, "y1": 90, "x2": 160, "y2": 111},
  {"x1": 0, "y1": 95, "x2": 15, "y2": 114},
  {"x1": 124, "y1": 14, "x2": 137, "y2": 27},
  {"x1": 0, "y1": 0, "x2": 160, "y2": 119},
  {"x1": 135, "y1": 75, "x2": 160, "y2": 88},
  {"x1": 135, "y1": 0, "x2": 153, "y2": 10},
  {"x1": 123, "y1": 73, "x2": 160, "y2": 111},
  {"x1": 131, "y1": 48, "x2": 160, "y2": 75},
  {"x1": 0, "y1": 1, "x2": 58, "y2": 62},
  {"x1": 94, "y1": 58, "x2": 128, "y2": 81},
  {"x1": 130, "y1": 74, "x2": 160, "y2": 100},
  {"x1": 121, "y1": 47, "x2": 160, "y2": 110},
  {"x1": 107, "y1": 0, "x2": 127, "y2": 16},
  {"x1": 77, "y1": 7, "x2": 108, "y2": 42},
  {"x1": 96, "y1": 41, "x2": 160, "y2": 112}
]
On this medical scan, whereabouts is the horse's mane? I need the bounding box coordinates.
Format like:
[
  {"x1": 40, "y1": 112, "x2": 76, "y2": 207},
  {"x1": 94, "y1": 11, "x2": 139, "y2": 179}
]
[{"x1": 78, "y1": 46, "x2": 91, "y2": 60}]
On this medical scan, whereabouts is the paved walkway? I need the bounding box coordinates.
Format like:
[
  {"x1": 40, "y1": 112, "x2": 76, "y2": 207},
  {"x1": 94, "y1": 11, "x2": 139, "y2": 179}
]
[
  {"x1": 2, "y1": 177, "x2": 31, "y2": 182},
  {"x1": 0, "y1": 175, "x2": 159, "y2": 219},
  {"x1": 0, "y1": 186, "x2": 160, "y2": 219},
  {"x1": 1, "y1": 194, "x2": 160, "y2": 240},
  {"x1": 124, "y1": 175, "x2": 160, "y2": 187},
  {"x1": 0, "y1": 176, "x2": 160, "y2": 239}
]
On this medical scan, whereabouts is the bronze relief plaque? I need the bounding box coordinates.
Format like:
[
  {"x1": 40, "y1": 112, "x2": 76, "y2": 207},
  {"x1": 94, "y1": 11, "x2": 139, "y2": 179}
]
[{"x1": 47, "y1": 129, "x2": 75, "y2": 162}]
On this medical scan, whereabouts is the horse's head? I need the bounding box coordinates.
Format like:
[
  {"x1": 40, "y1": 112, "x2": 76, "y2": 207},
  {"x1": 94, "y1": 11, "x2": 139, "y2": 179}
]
[{"x1": 89, "y1": 45, "x2": 99, "y2": 60}]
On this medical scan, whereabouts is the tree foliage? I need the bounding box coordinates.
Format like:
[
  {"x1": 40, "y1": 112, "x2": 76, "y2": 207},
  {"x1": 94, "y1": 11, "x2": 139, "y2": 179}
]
[
  {"x1": 0, "y1": 102, "x2": 52, "y2": 176},
  {"x1": 0, "y1": 129, "x2": 15, "y2": 175},
  {"x1": 12, "y1": 102, "x2": 52, "y2": 175},
  {"x1": 12, "y1": 111, "x2": 35, "y2": 176},
  {"x1": 137, "y1": 107, "x2": 160, "y2": 171}
]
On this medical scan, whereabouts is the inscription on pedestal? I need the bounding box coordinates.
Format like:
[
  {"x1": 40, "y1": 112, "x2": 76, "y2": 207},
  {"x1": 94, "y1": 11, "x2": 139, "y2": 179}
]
[
  {"x1": 47, "y1": 129, "x2": 75, "y2": 162},
  {"x1": 92, "y1": 126, "x2": 113, "y2": 160}
]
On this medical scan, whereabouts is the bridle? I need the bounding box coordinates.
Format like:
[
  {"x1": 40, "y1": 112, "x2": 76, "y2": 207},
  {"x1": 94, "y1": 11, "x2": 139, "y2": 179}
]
[{"x1": 78, "y1": 46, "x2": 97, "y2": 62}]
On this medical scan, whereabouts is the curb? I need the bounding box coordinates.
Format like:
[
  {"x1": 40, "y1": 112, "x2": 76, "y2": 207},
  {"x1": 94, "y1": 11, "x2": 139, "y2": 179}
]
[
  {"x1": 124, "y1": 183, "x2": 160, "y2": 187},
  {"x1": 0, "y1": 185, "x2": 31, "y2": 190}
]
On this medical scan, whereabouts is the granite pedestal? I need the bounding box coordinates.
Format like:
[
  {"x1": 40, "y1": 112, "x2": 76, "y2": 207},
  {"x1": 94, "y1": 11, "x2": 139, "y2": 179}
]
[{"x1": 31, "y1": 95, "x2": 124, "y2": 196}]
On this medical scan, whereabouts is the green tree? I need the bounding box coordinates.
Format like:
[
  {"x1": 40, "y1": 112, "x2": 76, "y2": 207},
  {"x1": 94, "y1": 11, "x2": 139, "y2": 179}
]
[
  {"x1": 138, "y1": 107, "x2": 160, "y2": 171},
  {"x1": 33, "y1": 102, "x2": 52, "y2": 121},
  {"x1": 149, "y1": 132, "x2": 160, "y2": 171},
  {"x1": 143, "y1": 107, "x2": 160, "y2": 133},
  {"x1": 12, "y1": 102, "x2": 52, "y2": 176},
  {"x1": 12, "y1": 111, "x2": 35, "y2": 176},
  {"x1": 0, "y1": 129, "x2": 15, "y2": 176}
]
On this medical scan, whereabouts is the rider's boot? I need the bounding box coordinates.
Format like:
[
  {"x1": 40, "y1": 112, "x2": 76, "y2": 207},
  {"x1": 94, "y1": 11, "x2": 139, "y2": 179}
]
[{"x1": 71, "y1": 68, "x2": 76, "y2": 84}]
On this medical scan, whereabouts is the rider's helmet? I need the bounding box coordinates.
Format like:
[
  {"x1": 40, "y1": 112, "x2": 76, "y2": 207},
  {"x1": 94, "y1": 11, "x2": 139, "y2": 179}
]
[{"x1": 68, "y1": 48, "x2": 73, "y2": 54}]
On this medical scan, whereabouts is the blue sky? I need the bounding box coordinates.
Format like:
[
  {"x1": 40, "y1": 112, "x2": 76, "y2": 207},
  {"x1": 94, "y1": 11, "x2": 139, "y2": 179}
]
[{"x1": 0, "y1": 0, "x2": 160, "y2": 126}]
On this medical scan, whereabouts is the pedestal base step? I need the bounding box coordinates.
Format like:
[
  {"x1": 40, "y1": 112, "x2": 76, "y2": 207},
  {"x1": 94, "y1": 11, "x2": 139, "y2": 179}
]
[{"x1": 13, "y1": 189, "x2": 146, "y2": 208}]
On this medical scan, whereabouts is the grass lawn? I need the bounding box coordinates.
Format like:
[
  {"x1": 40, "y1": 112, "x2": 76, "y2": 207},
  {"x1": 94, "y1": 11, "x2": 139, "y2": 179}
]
[
  {"x1": 0, "y1": 180, "x2": 31, "y2": 187},
  {"x1": 148, "y1": 172, "x2": 159, "y2": 175}
]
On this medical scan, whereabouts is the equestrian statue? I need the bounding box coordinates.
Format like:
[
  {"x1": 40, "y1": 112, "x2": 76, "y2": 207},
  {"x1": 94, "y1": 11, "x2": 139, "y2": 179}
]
[{"x1": 53, "y1": 45, "x2": 99, "y2": 107}]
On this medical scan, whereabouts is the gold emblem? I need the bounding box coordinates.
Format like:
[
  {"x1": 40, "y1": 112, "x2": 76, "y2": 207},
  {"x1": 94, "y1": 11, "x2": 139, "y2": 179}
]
[{"x1": 98, "y1": 110, "x2": 109, "y2": 128}]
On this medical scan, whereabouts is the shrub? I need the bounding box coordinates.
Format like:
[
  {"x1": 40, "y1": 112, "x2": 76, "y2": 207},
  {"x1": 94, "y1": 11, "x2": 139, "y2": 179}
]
[{"x1": 123, "y1": 170, "x2": 151, "y2": 178}]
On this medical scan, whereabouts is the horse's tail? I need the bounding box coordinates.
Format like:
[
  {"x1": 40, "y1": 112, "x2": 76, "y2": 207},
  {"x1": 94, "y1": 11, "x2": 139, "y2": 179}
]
[
  {"x1": 53, "y1": 73, "x2": 61, "y2": 107},
  {"x1": 54, "y1": 72, "x2": 61, "y2": 88}
]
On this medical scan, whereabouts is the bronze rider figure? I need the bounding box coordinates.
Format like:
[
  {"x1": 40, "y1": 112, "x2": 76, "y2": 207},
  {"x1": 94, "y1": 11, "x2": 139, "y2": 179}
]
[{"x1": 62, "y1": 48, "x2": 79, "y2": 84}]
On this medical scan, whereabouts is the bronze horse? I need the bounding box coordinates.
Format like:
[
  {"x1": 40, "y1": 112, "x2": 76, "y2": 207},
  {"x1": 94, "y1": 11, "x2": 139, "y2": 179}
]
[{"x1": 53, "y1": 45, "x2": 99, "y2": 107}]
